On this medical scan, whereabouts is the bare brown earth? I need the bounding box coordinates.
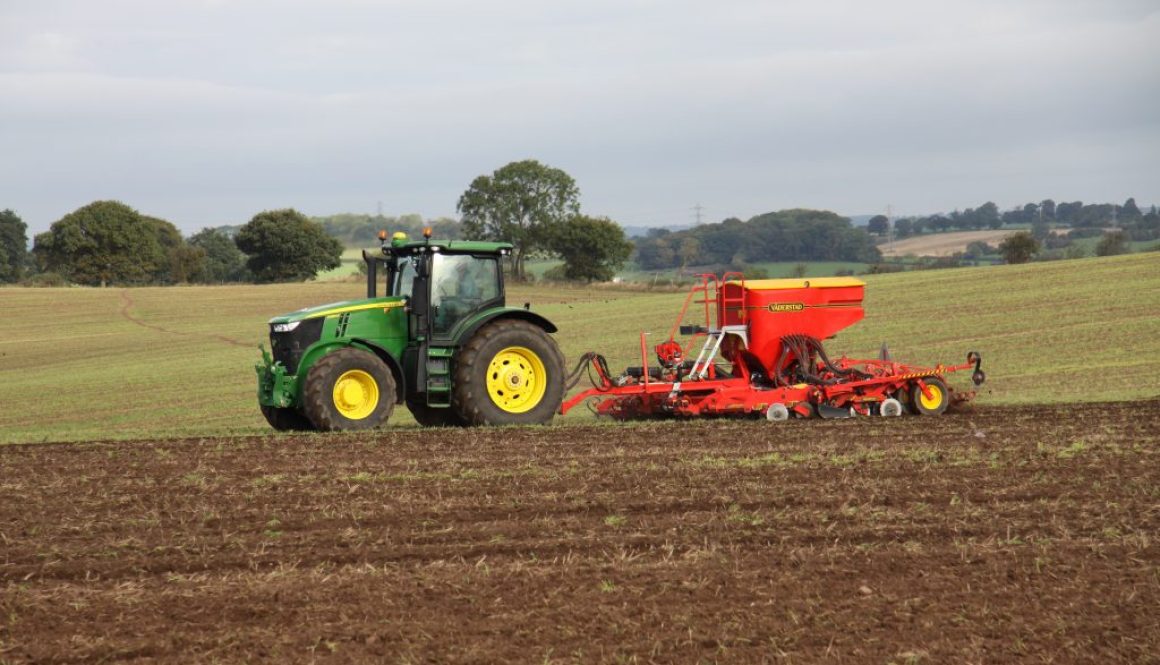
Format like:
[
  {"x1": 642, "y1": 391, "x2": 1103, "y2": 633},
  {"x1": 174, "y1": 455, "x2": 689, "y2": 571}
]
[
  {"x1": 879, "y1": 230, "x2": 1018, "y2": 257},
  {"x1": 2, "y1": 402, "x2": 1157, "y2": 664}
]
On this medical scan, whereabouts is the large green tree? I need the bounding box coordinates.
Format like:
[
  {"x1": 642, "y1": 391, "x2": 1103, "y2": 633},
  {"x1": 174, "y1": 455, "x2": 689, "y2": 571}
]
[
  {"x1": 145, "y1": 216, "x2": 206, "y2": 284},
  {"x1": 549, "y1": 215, "x2": 633, "y2": 282},
  {"x1": 1120, "y1": 198, "x2": 1141, "y2": 221},
  {"x1": 998, "y1": 231, "x2": 1040, "y2": 264},
  {"x1": 235, "y1": 209, "x2": 343, "y2": 283},
  {"x1": 457, "y1": 159, "x2": 580, "y2": 280},
  {"x1": 0, "y1": 209, "x2": 28, "y2": 283},
  {"x1": 189, "y1": 227, "x2": 251, "y2": 283},
  {"x1": 1095, "y1": 231, "x2": 1128, "y2": 256},
  {"x1": 33, "y1": 201, "x2": 169, "y2": 286}
]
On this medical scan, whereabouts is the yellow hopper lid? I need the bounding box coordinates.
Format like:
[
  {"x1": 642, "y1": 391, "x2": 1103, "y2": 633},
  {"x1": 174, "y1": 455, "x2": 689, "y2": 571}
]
[{"x1": 728, "y1": 277, "x2": 865, "y2": 291}]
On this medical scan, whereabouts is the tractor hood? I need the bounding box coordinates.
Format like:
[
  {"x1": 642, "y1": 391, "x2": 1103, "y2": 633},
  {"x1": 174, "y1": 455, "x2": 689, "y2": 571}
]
[{"x1": 268, "y1": 296, "x2": 406, "y2": 325}]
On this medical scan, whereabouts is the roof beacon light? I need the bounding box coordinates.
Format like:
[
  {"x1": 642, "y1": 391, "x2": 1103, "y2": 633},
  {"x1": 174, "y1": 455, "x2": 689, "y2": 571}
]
[{"x1": 422, "y1": 226, "x2": 433, "y2": 239}]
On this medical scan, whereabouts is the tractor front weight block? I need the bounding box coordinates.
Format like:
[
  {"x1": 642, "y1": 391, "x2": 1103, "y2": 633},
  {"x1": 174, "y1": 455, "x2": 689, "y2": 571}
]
[{"x1": 256, "y1": 358, "x2": 299, "y2": 409}]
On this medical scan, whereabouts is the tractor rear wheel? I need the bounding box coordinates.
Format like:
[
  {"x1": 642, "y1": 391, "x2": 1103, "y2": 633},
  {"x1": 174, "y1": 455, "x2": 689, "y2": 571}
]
[
  {"x1": 452, "y1": 319, "x2": 565, "y2": 426},
  {"x1": 407, "y1": 398, "x2": 466, "y2": 427},
  {"x1": 910, "y1": 376, "x2": 949, "y2": 416},
  {"x1": 260, "y1": 405, "x2": 315, "y2": 431},
  {"x1": 303, "y1": 347, "x2": 396, "y2": 431}
]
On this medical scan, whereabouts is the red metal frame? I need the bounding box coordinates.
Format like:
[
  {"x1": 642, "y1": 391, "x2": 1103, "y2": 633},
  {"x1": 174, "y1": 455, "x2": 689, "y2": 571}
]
[{"x1": 559, "y1": 275, "x2": 983, "y2": 419}]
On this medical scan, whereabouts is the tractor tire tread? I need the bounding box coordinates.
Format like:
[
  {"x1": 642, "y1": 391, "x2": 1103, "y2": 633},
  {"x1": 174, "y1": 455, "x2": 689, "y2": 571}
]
[
  {"x1": 303, "y1": 347, "x2": 396, "y2": 431},
  {"x1": 452, "y1": 319, "x2": 565, "y2": 427},
  {"x1": 260, "y1": 404, "x2": 315, "y2": 432},
  {"x1": 407, "y1": 399, "x2": 467, "y2": 427}
]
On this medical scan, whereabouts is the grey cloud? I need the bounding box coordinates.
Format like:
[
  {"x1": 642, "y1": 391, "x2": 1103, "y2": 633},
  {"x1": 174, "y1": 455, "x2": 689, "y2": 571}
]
[{"x1": 1, "y1": 0, "x2": 1157, "y2": 233}]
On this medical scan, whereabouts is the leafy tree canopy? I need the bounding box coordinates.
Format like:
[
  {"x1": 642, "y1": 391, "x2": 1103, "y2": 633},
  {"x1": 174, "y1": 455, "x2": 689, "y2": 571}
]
[
  {"x1": 635, "y1": 209, "x2": 881, "y2": 271},
  {"x1": 549, "y1": 215, "x2": 633, "y2": 282},
  {"x1": 457, "y1": 159, "x2": 580, "y2": 280},
  {"x1": 867, "y1": 215, "x2": 889, "y2": 236},
  {"x1": 0, "y1": 209, "x2": 28, "y2": 283},
  {"x1": 189, "y1": 227, "x2": 251, "y2": 283},
  {"x1": 235, "y1": 209, "x2": 343, "y2": 283},
  {"x1": 145, "y1": 216, "x2": 205, "y2": 284},
  {"x1": 1095, "y1": 231, "x2": 1128, "y2": 256},
  {"x1": 998, "y1": 231, "x2": 1040, "y2": 264},
  {"x1": 33, "y1": 201, "x2": 170, "y2": 286}
]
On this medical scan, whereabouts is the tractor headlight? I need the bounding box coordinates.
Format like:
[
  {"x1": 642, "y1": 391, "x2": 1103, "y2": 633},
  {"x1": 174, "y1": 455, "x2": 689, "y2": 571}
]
[{"x1": 272, "y1": 321, "x2": 301, "y2": 333}]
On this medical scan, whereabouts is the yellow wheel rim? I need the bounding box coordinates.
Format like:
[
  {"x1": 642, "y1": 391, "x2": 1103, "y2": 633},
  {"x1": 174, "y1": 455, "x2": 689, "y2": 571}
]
[
  {"x1": 486, "y1": 346, "x2": 547, "y2": 414},
  {"x1": 919, "y1": 383, "x2": 944, "y2": 411},
  {"x1": 332, "y1": 369, "x2": 379, "y2": 420}
]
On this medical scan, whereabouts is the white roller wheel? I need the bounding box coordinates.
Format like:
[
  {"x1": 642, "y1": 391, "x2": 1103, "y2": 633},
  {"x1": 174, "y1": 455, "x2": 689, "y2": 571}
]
[
  {"x1": 880, "y1": 398, "x2": 903, "y2": 417},
  {"x1": 766, "y1": 403, "x2": 790, "y2": 422}
]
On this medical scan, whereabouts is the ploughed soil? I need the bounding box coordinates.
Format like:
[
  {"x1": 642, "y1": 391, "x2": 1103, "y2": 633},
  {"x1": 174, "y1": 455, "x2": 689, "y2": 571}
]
[{"x1": 2, "y1": 402, "x2": 1158, "y2": 664}]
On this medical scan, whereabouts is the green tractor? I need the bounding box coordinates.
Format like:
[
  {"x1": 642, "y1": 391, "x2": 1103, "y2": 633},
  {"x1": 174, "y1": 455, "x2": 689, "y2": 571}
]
[{"x1": 256, "y1": 232, "x2": 565, "y2": 431}]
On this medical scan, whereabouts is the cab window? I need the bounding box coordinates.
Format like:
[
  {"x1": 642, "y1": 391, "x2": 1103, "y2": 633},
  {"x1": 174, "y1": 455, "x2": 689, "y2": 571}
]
[
  {"x1": 430, "y1": 254, "x2": 500, "y2": 335},
  {"x1": 391, "y1": 255, "x2": 418, "y2": 297}
]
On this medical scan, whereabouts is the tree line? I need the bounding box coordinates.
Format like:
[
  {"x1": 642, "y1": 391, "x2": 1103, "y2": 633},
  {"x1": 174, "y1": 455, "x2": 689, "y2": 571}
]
[
  {"x1": 634, "y1": 209, "x2": 881, "y2": 272},
  {"x1": 868, "y1": 197, "x2": 1159, "y2": 242},
  {"x1": 0, "y1": 202, "x2": 346, "y2": 286},
  {"x1": 3, "y1": 186, "x2": 1154, "y2": 287}
]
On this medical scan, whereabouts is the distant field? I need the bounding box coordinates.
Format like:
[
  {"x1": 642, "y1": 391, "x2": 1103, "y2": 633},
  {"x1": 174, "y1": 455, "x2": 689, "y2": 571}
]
[
  {"x1": 1067, "y1": 235, "x2": 1156, "y2": 256},
  {"x1": 0, "y1": 253, "x2": 1157, "y2": 444},
  {"x1": 880, "y1": 230, "x2": 1018, "y2": 257},
  {"x1": 316, "y1": 247, "x2": 365, "y2": 280}
]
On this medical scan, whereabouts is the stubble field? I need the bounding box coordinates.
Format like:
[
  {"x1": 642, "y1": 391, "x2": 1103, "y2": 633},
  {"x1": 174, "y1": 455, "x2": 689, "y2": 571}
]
[{"x1": 1, "y1": 401, "x2": 1157, "y2": 662}]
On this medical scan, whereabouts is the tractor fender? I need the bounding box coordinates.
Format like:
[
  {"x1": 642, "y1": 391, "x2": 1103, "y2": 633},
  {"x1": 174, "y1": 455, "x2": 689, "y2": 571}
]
[
  {"x1": 452, "y1": 307, "x2": 558, "y2": 346},
  {"x1": 297, "y1": 339, "x2": 406, "y2": 404}
]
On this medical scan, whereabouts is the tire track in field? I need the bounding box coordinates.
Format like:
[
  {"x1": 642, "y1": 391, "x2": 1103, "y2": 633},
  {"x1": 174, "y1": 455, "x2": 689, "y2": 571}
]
[{"x1": 118, "y1": 290, "x2": 253, "y2": 348}]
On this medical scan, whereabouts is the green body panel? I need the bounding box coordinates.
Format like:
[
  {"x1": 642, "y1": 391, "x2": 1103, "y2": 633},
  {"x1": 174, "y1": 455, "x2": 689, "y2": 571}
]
[
  {"x1": 257, "y1": 296, "x2": 409, "y2": 408},
  {"x1": 447, "y1": 306, "x2": 559, "y2": 342},
  {"x1": 268, "y1": 295, "x2": 405, "y2": 324}
]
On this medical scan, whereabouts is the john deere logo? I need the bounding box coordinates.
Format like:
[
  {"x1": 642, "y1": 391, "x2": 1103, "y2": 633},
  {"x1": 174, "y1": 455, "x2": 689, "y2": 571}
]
[{"x1": 768, "y1": 302, "x2": 805, "y2": 313}]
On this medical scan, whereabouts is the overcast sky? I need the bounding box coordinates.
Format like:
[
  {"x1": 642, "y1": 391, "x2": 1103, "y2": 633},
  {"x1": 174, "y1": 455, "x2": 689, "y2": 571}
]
[{"x1": 2, "y1": 0, "x2": 1158, "y2": 235}]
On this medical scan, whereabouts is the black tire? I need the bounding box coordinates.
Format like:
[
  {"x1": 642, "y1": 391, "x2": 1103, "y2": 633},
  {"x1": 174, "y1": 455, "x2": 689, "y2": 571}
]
[
  {"x1": 407, "y1": 398, "x2": 466, "y2": 427},
  {"x1": 303, "y1": 347, "x2": 396, "y2": 431},
  {"x1": 260, "y1": 404, "x2": 315, "y2": 431},
  {"x1": 452, "y1": 319, "x2": 565, "y2": 426},
  {"x1": 910, "y1": 376, "x2": 950, "y2": 416}
]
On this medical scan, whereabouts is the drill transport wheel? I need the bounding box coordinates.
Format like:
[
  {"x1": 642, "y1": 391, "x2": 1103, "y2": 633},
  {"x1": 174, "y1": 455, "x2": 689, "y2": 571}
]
[
  {"x1": 911, "y1": 377, "x2": 949, "y2": 416},
  {"x1": 765, "y1": 403, "x2": 790, "y2": 422},
  {"x1": 879, "y1": 398, "x2": 903, "y2": 417}
]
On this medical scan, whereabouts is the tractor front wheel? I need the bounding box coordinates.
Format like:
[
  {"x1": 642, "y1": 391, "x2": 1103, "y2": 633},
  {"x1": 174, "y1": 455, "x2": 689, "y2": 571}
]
[
  {"x1": 910, "y1": 377, "x2": 949, "y2": 416},
  {"x1": 303, "y1": 348, "x2": 396, "y2": 431},
  {"x1": 260, "y1": 405, "x2": 315, "y2": 431},
  {"x1": 452, "y1": 320, "x2": 565, "y2": 426}
]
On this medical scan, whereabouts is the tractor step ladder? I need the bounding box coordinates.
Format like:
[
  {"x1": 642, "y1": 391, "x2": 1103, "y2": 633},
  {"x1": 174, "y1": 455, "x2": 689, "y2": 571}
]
[{"x1": 424, "y1": 346, "x2": 455, "y2": 406}]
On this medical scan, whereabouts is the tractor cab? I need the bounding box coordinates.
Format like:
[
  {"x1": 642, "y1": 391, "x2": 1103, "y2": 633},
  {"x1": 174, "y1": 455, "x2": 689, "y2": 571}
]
[{"x1": 363, "y1": 232, "x2": 510, "y2": 340}]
